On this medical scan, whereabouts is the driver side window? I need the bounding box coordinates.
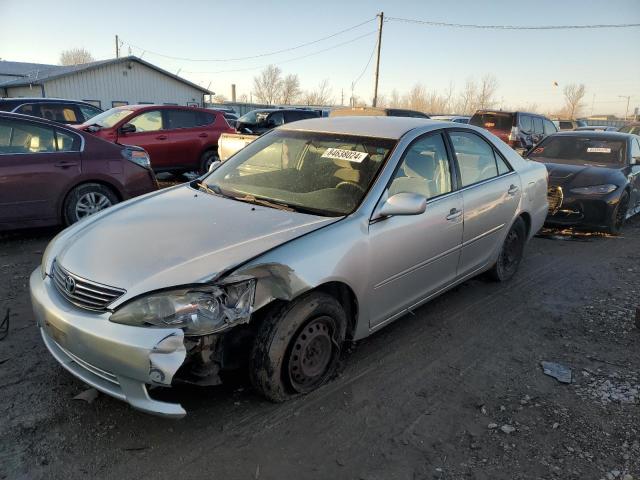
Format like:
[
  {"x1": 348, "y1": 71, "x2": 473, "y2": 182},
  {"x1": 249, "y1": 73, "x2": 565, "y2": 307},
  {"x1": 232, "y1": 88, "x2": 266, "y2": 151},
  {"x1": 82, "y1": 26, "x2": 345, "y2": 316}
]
[
  {"x1": 129, "y1": 110, "x2": 163, "y2": 132},
  {"x1": 389, "y1": 133, "x2": 452, "y2": 200}
]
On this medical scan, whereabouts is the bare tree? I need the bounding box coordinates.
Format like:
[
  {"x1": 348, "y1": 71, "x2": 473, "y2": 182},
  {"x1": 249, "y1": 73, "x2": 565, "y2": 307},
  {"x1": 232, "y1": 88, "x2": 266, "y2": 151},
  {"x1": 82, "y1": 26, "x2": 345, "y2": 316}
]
[
  {"x1": 563, "y1": 83, "x2": 586, "y2": 119},
  {"x1": 252, "y1": 65, "x2": 283, "y2": 105},
  {"x1": 59, "y1": 48, "x2": 95, "y2": 66},
  {"x1": 212, "y1": 94, "x2": 227, "y2": 104},
  {"x1": 279, "y1": 74, "x2": 301, "y2": 104},
  {"x1": 476, "y1": 74, "x2": 498, "y2": 110},
  {"x1": 302, "y1": 79, "x2": 334, "y2": 106},
  {"x1": 388, "y1": 89, "x2": 401, "y2": 108}
]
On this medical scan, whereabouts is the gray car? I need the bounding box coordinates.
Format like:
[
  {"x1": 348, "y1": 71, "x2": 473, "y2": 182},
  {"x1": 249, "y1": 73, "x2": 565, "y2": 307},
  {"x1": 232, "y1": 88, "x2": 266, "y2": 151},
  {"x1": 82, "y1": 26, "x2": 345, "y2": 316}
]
[{"x1": 30, "y1": 117, "x2": 548, "y2": 417}]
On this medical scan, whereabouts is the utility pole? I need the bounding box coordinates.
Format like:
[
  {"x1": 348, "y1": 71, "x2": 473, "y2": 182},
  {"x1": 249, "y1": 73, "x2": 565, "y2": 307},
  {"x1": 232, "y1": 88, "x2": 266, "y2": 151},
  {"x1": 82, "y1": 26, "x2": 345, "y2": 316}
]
[
  {"x1": 372, "y1": 11, "x2": 384, "y2": 107},
  {"x1": 619, "y1": 95, "x2": 631, "y2": 121},
  {"x1": 115, "y1": 35, "x2": 120, "y2": 58}
]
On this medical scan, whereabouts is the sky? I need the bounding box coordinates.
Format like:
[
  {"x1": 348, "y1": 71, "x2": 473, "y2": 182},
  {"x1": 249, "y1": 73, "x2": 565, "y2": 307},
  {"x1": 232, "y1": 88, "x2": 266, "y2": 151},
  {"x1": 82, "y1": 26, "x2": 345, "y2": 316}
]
[{"x1": 1, "y1": 0, "x2": 639, "y2": 116}]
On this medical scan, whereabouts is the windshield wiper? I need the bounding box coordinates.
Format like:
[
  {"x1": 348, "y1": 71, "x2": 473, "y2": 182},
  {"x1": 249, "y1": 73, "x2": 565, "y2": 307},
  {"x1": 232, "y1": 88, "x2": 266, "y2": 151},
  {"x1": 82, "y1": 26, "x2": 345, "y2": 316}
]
[
  {"x1": 232, "y1": 194, "x2": 294, "y2": 212},
  {"x1": 192, "y1": 181, "x2": 233, "y2": 198}
]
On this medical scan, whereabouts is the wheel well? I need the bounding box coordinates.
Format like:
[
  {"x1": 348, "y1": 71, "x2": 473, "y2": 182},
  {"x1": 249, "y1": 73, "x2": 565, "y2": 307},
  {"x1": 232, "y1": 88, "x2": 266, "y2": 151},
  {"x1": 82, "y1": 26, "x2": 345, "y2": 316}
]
[
  {"x1": 518, "y1": 211, "x2": 532, "y2": 238},
  {"x1": 314, "y1": 281, "x2": 359, "y2": 340},
  {"x1": 200, "y1": 145, "x2": 219, "y2": 159},
  {"x1": 60, "y1": 180, "x2": 122, "y2": 220}
]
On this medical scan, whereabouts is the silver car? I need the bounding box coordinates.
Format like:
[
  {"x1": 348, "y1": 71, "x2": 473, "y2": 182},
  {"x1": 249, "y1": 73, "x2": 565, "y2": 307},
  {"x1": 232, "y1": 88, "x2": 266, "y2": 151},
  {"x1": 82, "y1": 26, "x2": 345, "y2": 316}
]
[{"x1": 30, "y1": 117, "x2": 548, "y2": 417}]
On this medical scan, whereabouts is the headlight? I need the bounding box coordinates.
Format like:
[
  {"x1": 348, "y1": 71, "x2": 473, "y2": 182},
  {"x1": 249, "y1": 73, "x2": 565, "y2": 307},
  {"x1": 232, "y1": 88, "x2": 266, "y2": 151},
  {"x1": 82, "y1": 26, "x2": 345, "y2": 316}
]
[
  {"x1": 109, "y1": 279, "x2": 255, "y2": 336},
  {"x1": 569, "y1": 184, "x2": 617, "y2": 195},
  {"x1": 121, "y1": 146, "x2": 151, "y2": 170}
]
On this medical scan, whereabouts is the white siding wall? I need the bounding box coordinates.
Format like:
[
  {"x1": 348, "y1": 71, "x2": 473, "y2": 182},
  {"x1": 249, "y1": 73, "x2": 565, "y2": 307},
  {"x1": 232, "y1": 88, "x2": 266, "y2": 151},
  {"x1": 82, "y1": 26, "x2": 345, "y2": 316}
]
[
  {"x1": 5, "y1": 85, "x2": 43, "y2": 97},
  {"x1": 23, "y1": 61, "x2": 204, "y2": 110}
]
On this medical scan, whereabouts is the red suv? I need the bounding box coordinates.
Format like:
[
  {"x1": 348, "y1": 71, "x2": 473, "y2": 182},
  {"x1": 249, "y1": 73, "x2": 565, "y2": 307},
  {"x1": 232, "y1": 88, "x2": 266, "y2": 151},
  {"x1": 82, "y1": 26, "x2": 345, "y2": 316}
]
[
  {"x1": 76, "y1": 105, "x2": 234, "y2": 174},
  {"x1": 0, "y1": 112, "x2": 157, "y2": 230}
]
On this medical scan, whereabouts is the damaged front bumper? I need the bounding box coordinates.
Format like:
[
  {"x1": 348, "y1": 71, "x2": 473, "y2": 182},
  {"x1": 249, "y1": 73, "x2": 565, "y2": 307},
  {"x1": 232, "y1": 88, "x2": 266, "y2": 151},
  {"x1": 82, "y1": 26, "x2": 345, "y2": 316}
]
[{"x1": 30, "y1": 269, "x2": 188, "y2": 418}]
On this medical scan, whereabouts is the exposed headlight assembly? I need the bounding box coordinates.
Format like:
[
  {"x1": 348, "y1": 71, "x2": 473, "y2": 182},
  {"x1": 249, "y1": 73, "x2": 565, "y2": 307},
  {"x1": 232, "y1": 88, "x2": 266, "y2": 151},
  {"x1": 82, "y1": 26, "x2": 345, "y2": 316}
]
[
  {"x1": 109, "y1": 279, "x2": 256, "y2": 336},
  {"x1": 569, "y1": 184, "x2": 617, "y2": 195}
]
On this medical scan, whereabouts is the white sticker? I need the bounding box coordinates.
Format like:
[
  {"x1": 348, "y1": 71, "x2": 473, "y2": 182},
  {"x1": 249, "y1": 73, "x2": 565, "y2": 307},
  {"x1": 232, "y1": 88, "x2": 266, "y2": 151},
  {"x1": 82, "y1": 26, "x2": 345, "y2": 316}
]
[
  {"x1": 587, "y1": 147, "x2": 611, "y2": 153},
  {"x1": 321, "y1": 148, "x2": 368, "y2": 163}
]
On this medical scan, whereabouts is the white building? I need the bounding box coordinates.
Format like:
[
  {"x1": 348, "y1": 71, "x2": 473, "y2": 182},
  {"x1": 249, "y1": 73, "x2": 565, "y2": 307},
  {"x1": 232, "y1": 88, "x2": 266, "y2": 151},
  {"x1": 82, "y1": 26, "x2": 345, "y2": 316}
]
[{"x1": 0, "y1": 56, "x2": 211, "y2": 110}]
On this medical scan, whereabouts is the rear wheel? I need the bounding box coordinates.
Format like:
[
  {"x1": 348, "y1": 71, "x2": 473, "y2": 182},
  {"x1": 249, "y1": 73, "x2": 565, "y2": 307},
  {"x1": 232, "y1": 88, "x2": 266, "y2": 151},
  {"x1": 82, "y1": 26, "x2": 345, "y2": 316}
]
[
  {"x1": 607, "y1": 191, "x2": 629, "y2": 235},
  {"x1": 199, "y1": 149, "x2": 219, "y2": 174},
  {"x1": 488, "y1": 217, "x2": 526, "y2": 282},
  {"x1": 63, "y1": 183, "x2": 118, "y2": 225},
  {"x1": 250, "y1": 292, "x2": 347, "y2": 402}
]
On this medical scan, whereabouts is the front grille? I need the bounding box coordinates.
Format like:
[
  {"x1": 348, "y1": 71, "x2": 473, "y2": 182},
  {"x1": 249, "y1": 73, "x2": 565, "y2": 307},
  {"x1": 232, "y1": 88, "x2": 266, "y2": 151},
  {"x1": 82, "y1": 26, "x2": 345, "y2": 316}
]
[
  {"x1": 547, "y1": 186, "x2": 563, "y2": 215},
  {"x1": 51, "y1": 259, "x2": 125, "y2": 311}
]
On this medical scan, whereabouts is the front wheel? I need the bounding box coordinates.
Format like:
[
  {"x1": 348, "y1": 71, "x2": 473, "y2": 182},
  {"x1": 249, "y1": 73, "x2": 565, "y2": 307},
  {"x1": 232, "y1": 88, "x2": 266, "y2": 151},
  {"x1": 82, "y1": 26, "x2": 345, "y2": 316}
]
[
  {"x1": 199, "y1": 150, "x2": 219, "y2": 174},
  {"x1": 63, "y1": 183, "x2": 118, "y2": 225},
  {"x1": 250, "y1": 292, "x2": 347, "y2": 402},
  {"x1": 607, "y1": 191, "x2": 629, "y2": 235},
  {"x1": 488, "y1": 217, "x2": 526, "y2": 282}
]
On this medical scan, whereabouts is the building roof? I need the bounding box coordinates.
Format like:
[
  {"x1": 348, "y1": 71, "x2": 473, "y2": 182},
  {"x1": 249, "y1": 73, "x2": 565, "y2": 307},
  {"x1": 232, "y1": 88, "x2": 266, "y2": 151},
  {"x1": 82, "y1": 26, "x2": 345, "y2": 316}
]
[
  {"x1": 0, "y1": 56, "x2": 211, "y2": 93},
  {"x1": 282, "y1": 116, "x2": 446, "y2": 139}
]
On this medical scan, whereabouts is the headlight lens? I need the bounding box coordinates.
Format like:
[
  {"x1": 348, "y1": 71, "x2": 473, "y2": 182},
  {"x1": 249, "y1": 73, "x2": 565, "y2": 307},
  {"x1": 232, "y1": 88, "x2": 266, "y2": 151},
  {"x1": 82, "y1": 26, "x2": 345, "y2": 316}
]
[
  {"x1": 569, "y1": 184, "x2": 617, "y2": 195},
  {"x1": 109, "y1": 279, "x2": 256, "y2": 336}
]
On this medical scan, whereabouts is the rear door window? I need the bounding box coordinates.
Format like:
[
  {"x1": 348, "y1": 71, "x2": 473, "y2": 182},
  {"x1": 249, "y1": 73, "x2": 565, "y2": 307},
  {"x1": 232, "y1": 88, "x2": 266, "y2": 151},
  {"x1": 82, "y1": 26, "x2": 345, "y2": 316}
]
[
  {"x1": 532, "y1": 117, "x2": 544, "y2": 134},
  {"x1": 39, "y1": 103, "x2": 79, "y2": 123},
  {"x1": 519, "y1": 115, "x2": 533, "y2": 133},
  {"x1": 543, "y1": 119, "x2": 557, "y2": 135},
  {"x1": 449, "y1": 131, "x2": 501, "y2": 186},
  {"x1": 0, "y1": 118, "x2": 56, "y2": 154},
  {"x1": 165, "y1": 109, "x2": 201, "y2": 129}
]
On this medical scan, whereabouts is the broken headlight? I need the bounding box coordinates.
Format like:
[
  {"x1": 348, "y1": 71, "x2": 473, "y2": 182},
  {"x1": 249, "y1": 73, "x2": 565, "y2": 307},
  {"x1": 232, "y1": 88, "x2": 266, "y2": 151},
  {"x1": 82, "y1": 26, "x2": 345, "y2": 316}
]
[{"x1": 109, "y1": 279, "x2": 256, "y2": 336}]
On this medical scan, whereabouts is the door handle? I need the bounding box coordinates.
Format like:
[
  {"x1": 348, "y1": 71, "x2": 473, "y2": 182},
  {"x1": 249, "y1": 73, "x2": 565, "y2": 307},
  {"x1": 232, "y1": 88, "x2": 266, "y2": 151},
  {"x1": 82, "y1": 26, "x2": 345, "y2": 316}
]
[
  {"x1": 446, "y1": 208, "x2": 463, "y2": 221},
  {"x1": 198, "y1": 133, "x2": 208, "y2": 138},
  {"x1": 54, "y1": 161, "x2": 78, "y2": 168},
  {"x1": 156, "y1": 135, "x2": 168, "y2": 140},
  {"x1": 507, "y1": 184, "x2": 520, "y2": 195}
]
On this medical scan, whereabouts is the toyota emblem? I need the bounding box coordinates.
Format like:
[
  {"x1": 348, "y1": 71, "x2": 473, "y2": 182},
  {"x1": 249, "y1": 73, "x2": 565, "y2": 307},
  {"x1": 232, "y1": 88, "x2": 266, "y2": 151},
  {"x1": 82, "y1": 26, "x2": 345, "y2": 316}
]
[{"x1": 64, "y1": 275, "x2": 76, "y2": 294}]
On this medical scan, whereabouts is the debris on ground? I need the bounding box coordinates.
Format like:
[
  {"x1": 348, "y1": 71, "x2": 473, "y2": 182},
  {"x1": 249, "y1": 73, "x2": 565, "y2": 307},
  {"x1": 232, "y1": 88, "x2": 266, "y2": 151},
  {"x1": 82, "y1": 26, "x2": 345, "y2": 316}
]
[
  {"x1": 541, "y1": 361, "x2": 573, "y2": 384},
  {"x1": 73, "y1": 388, "x2": 99, "y2": 404}
]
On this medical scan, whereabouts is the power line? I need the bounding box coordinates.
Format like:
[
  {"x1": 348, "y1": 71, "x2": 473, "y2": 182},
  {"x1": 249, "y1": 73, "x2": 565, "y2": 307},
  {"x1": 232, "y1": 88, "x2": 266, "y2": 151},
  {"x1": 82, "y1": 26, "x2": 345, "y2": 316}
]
[
  {"x1": 385, "y1": 16, "x2": 640, "y2": 30},
  {"x1": 351, "y1": 34, "x2": 378, "y2": 90},
  {"x1": 182, "y1": 31, "x2": 376, "y2": 74},
  {"x1": 121, "y1": 17, "x2": 375, "y2": 63}
]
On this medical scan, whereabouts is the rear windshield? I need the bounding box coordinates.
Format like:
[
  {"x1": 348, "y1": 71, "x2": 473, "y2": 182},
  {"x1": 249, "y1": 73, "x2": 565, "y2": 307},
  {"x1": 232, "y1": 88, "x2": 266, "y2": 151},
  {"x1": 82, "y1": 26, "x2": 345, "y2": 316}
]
[
  {"x1": 469, "y1": 112, "x2": 514, "y2": 131},
  {"x1": 529, "y1": 136, "x2": 627, "y2": 166}
]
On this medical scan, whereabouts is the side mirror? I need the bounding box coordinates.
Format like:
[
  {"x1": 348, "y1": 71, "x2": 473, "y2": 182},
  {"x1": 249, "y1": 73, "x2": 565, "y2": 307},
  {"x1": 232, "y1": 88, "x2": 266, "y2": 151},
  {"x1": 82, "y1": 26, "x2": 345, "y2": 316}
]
[
  {"x1": 631, "y1": 156, "x2": 640, "y2": 166},
  {"x1": 378, "y1": 192, "x2": 427, "y2": 218},
  {"x1": 208, "y1": 160, "x2": 222, "y2": 172},
  {"x1": 119, "y1": 123, "x2": 136, "y2": 134}
]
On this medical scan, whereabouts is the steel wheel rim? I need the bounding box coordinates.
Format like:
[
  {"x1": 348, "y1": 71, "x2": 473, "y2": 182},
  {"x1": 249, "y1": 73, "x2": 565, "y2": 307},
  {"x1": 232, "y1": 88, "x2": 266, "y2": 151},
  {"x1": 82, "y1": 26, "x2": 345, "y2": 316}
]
[
  {"x1": 75, "y1": 192, "x2": 112, "y2": 218},
  {"x1": 287, "y1": 316, "x2": 335, "y2": 393},
  {"x1": 203, "y1": 153, "x2": 217, "y2": 172},
  {"x1": 501, "y1": 229, "x2": 521, "y2": 274}
]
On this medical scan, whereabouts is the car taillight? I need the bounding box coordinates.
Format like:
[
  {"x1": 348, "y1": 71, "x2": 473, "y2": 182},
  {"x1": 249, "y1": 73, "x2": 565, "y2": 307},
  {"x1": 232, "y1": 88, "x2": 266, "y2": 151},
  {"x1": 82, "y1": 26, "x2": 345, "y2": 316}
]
[
  {"x1": 507, "y1": 126, "x2": 519, "y2": 146},
  {"x1": 121, "y1": 147, "x2": 151, "y2": 170}
]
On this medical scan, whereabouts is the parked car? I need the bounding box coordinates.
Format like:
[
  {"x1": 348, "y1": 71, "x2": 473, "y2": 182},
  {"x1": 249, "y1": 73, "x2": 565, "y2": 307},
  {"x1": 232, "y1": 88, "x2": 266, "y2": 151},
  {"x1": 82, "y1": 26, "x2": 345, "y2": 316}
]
[
  {"x1": 31, "y1": 117, "x2": 548, "y2": 417},
  {"x1": 552, "y1": 119, "x2": 587, "y2": 131},
  {"x1": 527, "y1": 131, "x2": 640, "y2": 233},
  {"x1": 431, "y1": 115, "x2": 470, "y2": 124},
  {"x1": 0, "y1": 112, "x2": 157, "y2": 230},
  {"x1": 0, "y1": 97, "x2": 103, "y2": 125},
  {"x1": 207, "y1": 107, "x2": 239, "y2": 128},
  {"x1": 575, "y1": 126, "x2": 618, "y2": 132},
  {"x1": 618, "y1": 122, "x2": 640, "y2": 135},
  {"x1": 330, "y1": 107, "x2": 430, "y2": 118},
  {"x1": 469, "y1": 110, "x2": 557, "y2": 153},
  {"x1": 76, "y1": 105, "x2": 234, "y2": 174},
  {"x1": 235, "y1": 108, "x2": 320, "y2": 135}
]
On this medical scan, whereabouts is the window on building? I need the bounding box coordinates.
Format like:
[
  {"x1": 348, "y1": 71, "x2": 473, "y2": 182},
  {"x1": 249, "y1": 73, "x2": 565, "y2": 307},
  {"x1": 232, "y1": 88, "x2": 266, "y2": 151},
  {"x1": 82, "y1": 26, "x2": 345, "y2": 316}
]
[{"x1": 112, "y1": 101, "x2": 129, "y2": 108}]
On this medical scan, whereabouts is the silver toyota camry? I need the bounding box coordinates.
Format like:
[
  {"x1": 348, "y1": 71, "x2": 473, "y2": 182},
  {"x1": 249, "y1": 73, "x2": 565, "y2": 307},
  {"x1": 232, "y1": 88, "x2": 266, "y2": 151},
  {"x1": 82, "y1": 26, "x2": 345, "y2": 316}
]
[{"x1": 30, "y1": 117, "x2": 548, "y2": 417}]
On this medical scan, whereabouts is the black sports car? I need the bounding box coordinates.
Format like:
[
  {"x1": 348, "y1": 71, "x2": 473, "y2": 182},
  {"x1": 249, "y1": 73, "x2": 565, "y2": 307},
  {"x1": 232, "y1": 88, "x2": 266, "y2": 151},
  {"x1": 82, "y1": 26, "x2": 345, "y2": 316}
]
[{"x1": 527, "y1": 131, "x2": 640, "y2": 233}]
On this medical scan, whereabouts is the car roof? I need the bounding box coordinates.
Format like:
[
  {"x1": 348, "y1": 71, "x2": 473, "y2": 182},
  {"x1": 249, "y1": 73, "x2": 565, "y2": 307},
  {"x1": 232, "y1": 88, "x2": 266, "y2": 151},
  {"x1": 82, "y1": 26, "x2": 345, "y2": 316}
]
[{"x1": 280, "y1": 116, "x2": 447, "y2": 139}]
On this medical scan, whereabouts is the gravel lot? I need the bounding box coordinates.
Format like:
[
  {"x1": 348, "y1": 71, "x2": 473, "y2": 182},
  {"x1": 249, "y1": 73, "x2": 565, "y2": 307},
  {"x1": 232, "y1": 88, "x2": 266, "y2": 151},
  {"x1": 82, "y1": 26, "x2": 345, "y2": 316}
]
[{"x1": 1, "y1": 217, "x2": 639, "y2": 480}]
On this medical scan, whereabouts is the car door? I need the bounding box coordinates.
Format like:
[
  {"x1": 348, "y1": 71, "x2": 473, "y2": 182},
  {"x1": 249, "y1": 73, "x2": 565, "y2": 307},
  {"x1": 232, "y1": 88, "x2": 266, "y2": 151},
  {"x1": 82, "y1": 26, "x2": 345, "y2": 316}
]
[
  {"x1": 116, "y1": 109, "x2": 168, "y2": 169},
  {"x1": 368, "y1": 132, "x2": 463, "y2": 328},
  {"x1": 448, "y1": 130, "x2": 521, "y2": 278},
  {"x1": 629, "y1": 137, "x2": 640, "y2": 212},
  {"x1": 531, "y1": 117, "x2": 545, "y2": 146},
  {"x1": 0, "y1": 117, "x2": 81, "y2": 225},
  {"x1": 162, "y1": 109, "x2": 206, "y2": 170}
]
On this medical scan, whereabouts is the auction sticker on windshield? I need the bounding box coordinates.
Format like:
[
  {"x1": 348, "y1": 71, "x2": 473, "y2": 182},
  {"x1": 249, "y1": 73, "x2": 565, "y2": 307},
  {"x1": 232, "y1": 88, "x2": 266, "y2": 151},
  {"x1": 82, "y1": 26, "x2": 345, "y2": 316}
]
[
  {"x1": 587, "y1": 147, "x2": 611, "y2": 153},
  {"x1": 321, "y1": 148, "x2": 368, "y2": 163}
]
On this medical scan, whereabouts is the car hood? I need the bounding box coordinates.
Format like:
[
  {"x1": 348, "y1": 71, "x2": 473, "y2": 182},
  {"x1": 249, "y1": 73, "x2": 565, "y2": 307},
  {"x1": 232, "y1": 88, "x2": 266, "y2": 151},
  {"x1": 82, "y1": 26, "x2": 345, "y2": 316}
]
[
  {"x1": 55, "y1": 185, "x2": 339, "y2": 304},
  {"x1": 536, "y1": 158, "x2": 621, "y2": 186}
]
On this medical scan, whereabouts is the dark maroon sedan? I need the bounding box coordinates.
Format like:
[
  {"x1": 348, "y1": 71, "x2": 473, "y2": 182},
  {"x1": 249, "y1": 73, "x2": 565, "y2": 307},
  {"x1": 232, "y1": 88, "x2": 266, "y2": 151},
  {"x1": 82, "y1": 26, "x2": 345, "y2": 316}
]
[{"x1": 0, "y1": 112, "x2": 158, "y2": 231}]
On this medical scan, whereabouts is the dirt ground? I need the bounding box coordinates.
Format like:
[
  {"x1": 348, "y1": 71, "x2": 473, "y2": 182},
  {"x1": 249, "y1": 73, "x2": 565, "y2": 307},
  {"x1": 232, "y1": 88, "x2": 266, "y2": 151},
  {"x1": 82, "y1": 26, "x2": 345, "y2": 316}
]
[{"x1": 1, "y1": 217, "x2": 639, "y2": 480}]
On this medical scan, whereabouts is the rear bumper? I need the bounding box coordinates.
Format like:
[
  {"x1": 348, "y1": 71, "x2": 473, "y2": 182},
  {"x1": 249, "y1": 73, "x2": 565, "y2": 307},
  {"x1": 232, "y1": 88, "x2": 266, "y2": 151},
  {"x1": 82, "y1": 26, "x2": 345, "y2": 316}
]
[{"x1": 30, "y1": 269, "x2": 187, "y2": 418}]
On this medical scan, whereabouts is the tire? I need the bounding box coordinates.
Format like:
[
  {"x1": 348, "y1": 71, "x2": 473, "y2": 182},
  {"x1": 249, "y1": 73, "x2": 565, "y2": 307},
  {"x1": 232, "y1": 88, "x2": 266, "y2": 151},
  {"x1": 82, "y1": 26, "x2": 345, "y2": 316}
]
[
  {"x1": 63, "y1": 183, "x2": 119, "y2": 225},
  {"x1": 488, "y1": 217, "x2": 527, "y2": 282},
  {"x1": 607, "y1": 191, "x2": 629, "y2": 235},
  {"x1": 249, "y1": 292, "x2": 347, "y2": 402},
  {"x1": 199, "y1": 149, "x2": 219, "y2": 174}
]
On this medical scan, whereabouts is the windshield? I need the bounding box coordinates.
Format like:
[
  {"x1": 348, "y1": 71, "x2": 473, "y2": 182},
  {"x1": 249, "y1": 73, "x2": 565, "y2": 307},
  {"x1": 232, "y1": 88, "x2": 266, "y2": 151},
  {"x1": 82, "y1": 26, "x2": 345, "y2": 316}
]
[
  {"x1": 469, "y1": 112, "x2": 514, "y2": 131},
  {"x1": 202, "y1": 130, "x2": 396, "y2": 216},
  {"x1": 529, "y1": 136, "x2": 626, "y2": 166},
  {"x1": 85, "y1": 108, "x2": 133, "y2": 127},
  {"x1": 238, "y1": 110, "x2": 270, "y2": 126}
]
